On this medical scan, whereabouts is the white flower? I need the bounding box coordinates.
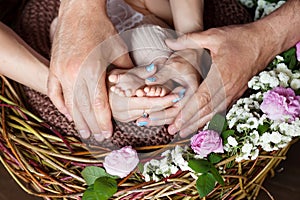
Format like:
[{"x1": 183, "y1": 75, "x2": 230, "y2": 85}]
[
  {"x1": 228, "y1": 136, "x2": 238, "y2": 147},
  {"x1": 239, "y1": 0, "x2": 254, "y2": 8},
  {"x1": 247, "y1": 117, "x2": 259, "y2": 129},
  {"x1": 228, "y1": 117, "x2": 238, "y2": 129},
  {"x1": 291, "y1": 79, "x2": 300, "y2": 90},
  {"x1": 258, "y1": 114, "x2": 268, "y2": 125},
  {"x1": 144, "y1": 174, "x2": 151, "y2": 182},
  {"x1": 250, "y1": 130, "x2": 259, "y2": 144},
  {"x1": 150, "y1": 159, "x2": 160, "y2": 166},
  {"x1": 161, "y1": 150, "x2": 170, "y2": 157},
  {"x1": 251, "y1": 148, "x2": 259, "y2": 160},
  {"x1": 152, "y1": 174, "x2": 160, "y2": 182},
  {"x1": 270, "y1": 131, "x2": 282, "y2": 144},
  {"x1": 242, "y1": 143, "x2": 253, "y2": 154},
  {"x1": 278, "y1": 72, "x2": 290, "y2": 86},
  {"x1": 259, "y1": 72, "x2": 279, "y2": 88},
  {"x1": 276, "y1": 63, "x2": 292, "y2": 76},
  {"x1": 275, "y1": 55, "x2": 284, "y2": 61},
  {"x1": 235, "y1": 155, "x2": 244, "y2": 163}
]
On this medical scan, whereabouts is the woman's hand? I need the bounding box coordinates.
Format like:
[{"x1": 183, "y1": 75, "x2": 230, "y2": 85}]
[
  {"x1": 48, "y1": 0, "x2": 133, "y2": 142},
  {"x1": 109, "y1": 89, "x2": 182, "y2": 124},
  {"x1": 135, "y1": 49, "x2": 204, "y2": 126}
]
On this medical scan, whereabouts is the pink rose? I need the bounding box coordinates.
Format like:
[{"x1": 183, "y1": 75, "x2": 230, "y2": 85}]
[
  {"x1": 260, "y1": 86, "x2": 300, "y2": 122},
  {"x1": 103, "y1": 146, "x2": 139, "y2": 178},
  {"x1": 296, "y1": 42, "x2": 300, "y2": 62},
  {"x1": 191, "y1": 130, "x2": 224, "y2": 158}
]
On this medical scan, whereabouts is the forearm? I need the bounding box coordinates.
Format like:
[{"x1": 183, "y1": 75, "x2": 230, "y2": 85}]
[
  {"x1": 170, "y1": 0, "x2": 204, "y2": 34},
  {"x1": 0, "y1": 22, "x2": 48, "y2": 94},
  {"x1": 254, "y1": 0, "x2": 300, "y2": 60}
]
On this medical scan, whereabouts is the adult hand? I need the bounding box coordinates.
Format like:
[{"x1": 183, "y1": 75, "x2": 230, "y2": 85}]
[
  {"x1": 48, "y1": 0, "x2": 133, "y2": 142},
  {"x1": 165, "y1": 24, "x2": 278, "y2": 137},
  {"x1": 109, "y1": 88, "x2": 182, "y2": 123},
  {"x1": 135, "y1": 49, "x2": 204, "y2": 126}
]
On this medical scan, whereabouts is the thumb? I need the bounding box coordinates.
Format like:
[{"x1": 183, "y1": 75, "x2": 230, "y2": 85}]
[{"x1": 165, "y1": 32, "x2": 208, "y2": 51}]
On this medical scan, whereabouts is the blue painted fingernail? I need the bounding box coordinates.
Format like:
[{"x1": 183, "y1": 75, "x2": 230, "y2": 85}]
[
  {"x1": 146, "y1": 63, "x2": 155, "y2": 72},
  {"x1": 172, "y1": 89, "x2": 186, "y2": 103},
  {"x1": 137, "y1": 121, "x2": 148, "y2": 126},
  {"x1": 179, "y1": 89, "x2": 186, "y2": 98},
  {"x1": 146, "y1": 77, "x2": 156, "y2": 82},
  {"x1": 172, "y1": 97, "x2": 181, "y2": 103}
]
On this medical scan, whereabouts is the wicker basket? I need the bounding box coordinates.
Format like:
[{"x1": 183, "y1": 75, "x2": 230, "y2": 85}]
[{"x1": 0, "y1": 75, "x2": 297, "y2": 200}]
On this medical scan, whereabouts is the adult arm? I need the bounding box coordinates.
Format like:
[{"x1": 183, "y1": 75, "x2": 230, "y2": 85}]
[
  {"x1": 49, "y1": 0, "x2": 133, "y2": 141},
  {"x1": 165, "y1": 0, "x2": 300, "y2": 137},
  {"x1": 0, "y1": 22, "x2": 48, "y2": 94}
]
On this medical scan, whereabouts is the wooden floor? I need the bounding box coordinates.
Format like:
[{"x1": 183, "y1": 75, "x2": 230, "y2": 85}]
[{"x1": 1, "y1": 141, "x2": 300, "y2": 200}]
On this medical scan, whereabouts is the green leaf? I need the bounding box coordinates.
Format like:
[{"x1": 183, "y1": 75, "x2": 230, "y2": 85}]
[
  {"x1": 210, "y1": 166, "x2": 225, "y2": 186},
  {"x1": 257, "y1": 124, "x2": 269, "y2": 134},
  {"x1": 138, "y1": 163, "x2": 144, "y2": 173},
  {"x1": 208, "y1": 153, "x2": 223, "y2": 164},
  {"x1": 221, "y1": 130, "x2": 235, "y2": 142},
  {"x1": 81, "y1": 166, "x2": 109, "y2": 186},
  {"x1": 83, "y1": 185, "x2": 108, "y2": 200},
  {"x1": 82, "y1": 185, "x2": 97, "y2": 200},
  {"x1": 208, "y1": 114, "x2": 226, "y2": 133},
  {"x1": 196, "y1": 173, "x2": 216, "y2": 198},
  {"x1": 94, "y1": 177, "x2": 118, "y2": 200},
  {"x1": 188, "y1": 159, "x2": 212, "y2": 173}
]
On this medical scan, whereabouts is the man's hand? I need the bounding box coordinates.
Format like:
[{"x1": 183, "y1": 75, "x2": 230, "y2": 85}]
[
  {"x1": 165, "y1": 24, "x2": 278, "y2": 137},
  {"x1": 48, "y1": 0, "x2": 132, "y2": 142}
]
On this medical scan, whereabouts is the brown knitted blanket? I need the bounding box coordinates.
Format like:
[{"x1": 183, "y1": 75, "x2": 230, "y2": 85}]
[{"x1": 11, "y1": 0, "x2": 252, "y2": 147}]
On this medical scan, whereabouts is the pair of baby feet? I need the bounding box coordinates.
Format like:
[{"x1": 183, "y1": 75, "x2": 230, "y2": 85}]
[{"x1": 108, "y1": 59, "x2": 172, "y2": 98}]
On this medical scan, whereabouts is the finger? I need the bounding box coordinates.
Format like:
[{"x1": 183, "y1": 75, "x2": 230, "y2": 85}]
[
  {"x1": 179, "y1": 109, "x2": 215, "y2": 138},
  {"x1": 93, "y1": 75, "x2": 113, "y2": 139},
  {"x1": 167, "y1": 84, "x2": 210, "y2": 135},
  {"x1": 74, "y1": 82, "x2": 105, "y2": 141},
  {"x1": 108, "y1": 63, "x2": 157, "y2": 85},
  {"x1": 179, "y1": 116, "x2": 213, "y2": 138},
  {"x1": 72, "y1": 106, "x2": 91, "y2": 140},
  {"x1": 47, "y1": 73, "x2": 72, "y2": 121},
  {"x1": 165, "y1": 32, "x2": 214, "y2": 51},
  {"x1": 117, "y1": 93, "x2": 180, "y2": 111},
  {"x1": 136, "y1": 117, "x2": 174, "y2": 127}
]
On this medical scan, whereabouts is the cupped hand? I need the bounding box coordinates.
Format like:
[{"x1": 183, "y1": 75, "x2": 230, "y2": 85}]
[
  {"x1": 135, "y1": 49, "x2": 204, "y2": 126},
  {"x1": 48, "y1": 1, "x2": 133, "y2": 142},
  {"x1": 165, "y1": 24, "x2": 277, "y2": 137}
]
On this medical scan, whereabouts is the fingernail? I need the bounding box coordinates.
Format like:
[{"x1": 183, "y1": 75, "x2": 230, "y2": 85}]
[
  {"x1": 179, "y1": 88, "x2": 186, "y2": 98},
  {"x1": 137, "y1": 121, "x2": 148, "y2": 126},
  {"x1": 172, "y1": 97, "x2": 181, "y2": 103},
  {"x1": 79, "y1": 130, "x2": 90, "y2": 139},
  {"x1": 172, "y1": 89, "x2": 186, "y2": 103},
  {"x1": 94, "y1": 133, "x2": 104, "y2": 142},
  {"x1": 146, "y1": 63, "x2": 155, "y2": 72},
  {"x1": 146, "y1": 77, "x2": 156, "y2": 82},
  {"x1": 168, "y1": 125, "x2": 178, "y2": 135},
  {"x1": 102, "y1": 131, "x2": 112, "y2": 139}
]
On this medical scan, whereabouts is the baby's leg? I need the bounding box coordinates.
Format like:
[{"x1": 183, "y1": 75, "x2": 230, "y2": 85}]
[{"x1": 109, "y1": 24, "x2": 175, "y2": 97}]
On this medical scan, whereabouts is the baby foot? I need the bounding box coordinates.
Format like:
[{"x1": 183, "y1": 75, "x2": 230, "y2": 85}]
[
  {"x1": 108, "y1": 63, "x2": 157, "y2": 97},
  {"x1": 140, "y1": 80, "x2": 174, "y2": 97}
]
